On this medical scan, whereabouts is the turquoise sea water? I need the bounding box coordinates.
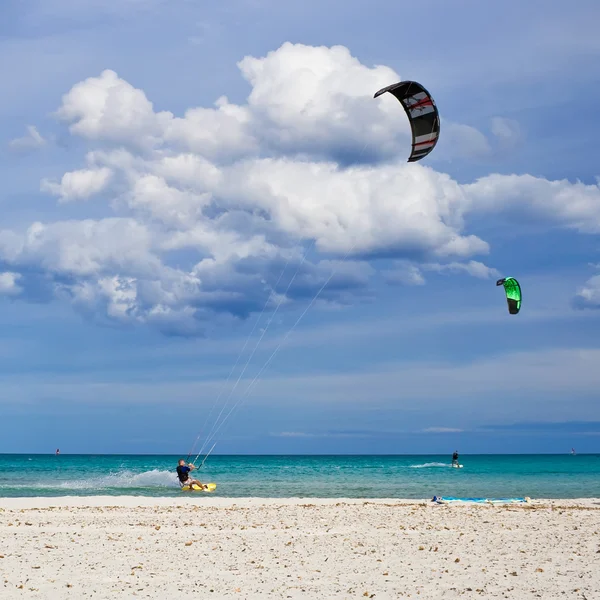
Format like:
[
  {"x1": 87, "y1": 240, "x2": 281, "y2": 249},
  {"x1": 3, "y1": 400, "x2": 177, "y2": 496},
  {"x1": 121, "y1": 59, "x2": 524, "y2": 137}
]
[{"x1": 1, "y1": 454, "x2": 599, "y2": 499}]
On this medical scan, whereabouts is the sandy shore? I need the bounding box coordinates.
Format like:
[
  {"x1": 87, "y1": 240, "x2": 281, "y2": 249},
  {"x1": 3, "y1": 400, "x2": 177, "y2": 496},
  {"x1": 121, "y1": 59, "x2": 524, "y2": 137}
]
[{"x1": 1, "y1": 497, "x2": 599, "y2": 599}]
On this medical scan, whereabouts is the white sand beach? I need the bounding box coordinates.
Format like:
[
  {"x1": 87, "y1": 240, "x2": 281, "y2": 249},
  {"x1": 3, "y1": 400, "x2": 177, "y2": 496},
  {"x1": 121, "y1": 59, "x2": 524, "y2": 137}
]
[{"x1": 0, "y1": 497, "x2": 598, "y2": 599}]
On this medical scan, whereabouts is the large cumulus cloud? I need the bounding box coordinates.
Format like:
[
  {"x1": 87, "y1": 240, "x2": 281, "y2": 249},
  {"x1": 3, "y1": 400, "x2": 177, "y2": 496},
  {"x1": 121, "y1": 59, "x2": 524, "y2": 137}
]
[
  {"x1": 3, "y1": 42, "x2": 600, "y2": 335},
  {"x1": 50, "y1": 42, "x2": 491, "y2": 165}
]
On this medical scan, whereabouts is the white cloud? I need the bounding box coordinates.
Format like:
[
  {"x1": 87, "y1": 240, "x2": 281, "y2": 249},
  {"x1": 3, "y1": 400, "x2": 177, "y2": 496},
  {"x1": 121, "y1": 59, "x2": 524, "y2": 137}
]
[
  {"x1": 41, "y1": 167, "x2": 113, "y2": 202},
  {"x1": 573, "y1": 273, "x2": 600, "y2": 309},
  {"x1": 165, "y1": 99, "x2": 257, "y2": 161},
  {"x1": 422, "y1": 260, "x2": 500, "y2": 279},
  {"x1": 436, "y1": 122, "x2": 492, "y2": 160},
  {"x1": 491, "y1": 116, "x2": 522, "y2": 148},
  {"x1": 4, "y1": 41, "x2": 600, "y2": 335},
  {"x1": 384, "y1": 259, "x2": 499, "y2": 286},
  {"x1": 218, "y1": 158, "x2": 487, "y2": 256},
  {"x1": 8, "y1": 125, "x2": 46, "y2": 152},
  {"x1": 422, "y1": 427, "x2": 463, "y2": 433},
  {"x1": 383, "y1": 260, "x2": 425, "y2": 286},
  {"x1": 53, "y1": 43, "x2": 490, "y2": 165},
  {"x1": 55, "y1": 69, "x2": 172, "y2": 150},
  {"x1": 464, "y1": 174, "x2": 600, "y2": 233},
  {"x1": 572, "y1": 263, "x2": 600, "y2": 311},
  {"x1": 0, "y1": 272, "x2": 22, "y2": 296},
  {"x1": 2, "y1": 218, "x2": 158, "y2": 278},
  {"x1": 238, "y1": 42, "x2": 402, "y2": 161},
  {"x1": 272, "y1": 431, "x2": 370, "y2": 438}
]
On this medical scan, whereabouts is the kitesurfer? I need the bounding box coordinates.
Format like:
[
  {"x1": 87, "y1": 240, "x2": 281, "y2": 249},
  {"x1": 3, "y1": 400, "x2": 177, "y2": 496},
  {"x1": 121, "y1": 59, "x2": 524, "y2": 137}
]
[
  {"x1": 176, "y1": 459, "x2": 206, "y2": 489},
  {"x1": 451, "y1": 451, "x2": 459, "y2": 467}
]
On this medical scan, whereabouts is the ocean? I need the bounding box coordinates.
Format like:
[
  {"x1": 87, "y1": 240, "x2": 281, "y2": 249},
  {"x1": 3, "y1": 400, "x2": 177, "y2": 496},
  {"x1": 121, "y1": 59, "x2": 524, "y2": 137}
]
[{"x1": 1, "y1": 454, "x2": 599, "y2": 499}]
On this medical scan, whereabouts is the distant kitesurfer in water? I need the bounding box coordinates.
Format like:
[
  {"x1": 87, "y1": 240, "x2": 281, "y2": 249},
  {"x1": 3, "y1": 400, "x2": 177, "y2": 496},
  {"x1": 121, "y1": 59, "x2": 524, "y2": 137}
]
[
  {"x1": 176, "y1": 459, "x2": 206, "y2": 489},
  {"x1": 55, "y1": 448, "x2": 60, "y2": 456},
  {"x1": 451, "y1": 450, "x2": 459, "y2": 467}
]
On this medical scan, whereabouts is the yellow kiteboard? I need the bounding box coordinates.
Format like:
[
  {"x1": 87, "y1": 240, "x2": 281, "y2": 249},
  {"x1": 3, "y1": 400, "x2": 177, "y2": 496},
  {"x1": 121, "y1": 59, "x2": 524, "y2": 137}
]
[{"x1": 181, "y1": 482, "x2": 217, "y2": 492}]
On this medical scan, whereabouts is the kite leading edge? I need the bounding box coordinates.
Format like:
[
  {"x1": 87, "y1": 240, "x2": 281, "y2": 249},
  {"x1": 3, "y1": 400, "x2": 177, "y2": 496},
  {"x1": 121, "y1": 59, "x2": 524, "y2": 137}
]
[{"x1": 374, "y1": 80, "x2": 440, "y2": 162}]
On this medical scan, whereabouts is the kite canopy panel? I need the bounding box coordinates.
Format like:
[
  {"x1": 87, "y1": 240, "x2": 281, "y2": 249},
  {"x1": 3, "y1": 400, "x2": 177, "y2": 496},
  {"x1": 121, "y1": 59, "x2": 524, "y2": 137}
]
[
  {"x1": 374, "y1": 80, "x2": 440, "y2": 162},
  {"x1": 496, "y1": 277, "x2": 522, "y2": 315}
]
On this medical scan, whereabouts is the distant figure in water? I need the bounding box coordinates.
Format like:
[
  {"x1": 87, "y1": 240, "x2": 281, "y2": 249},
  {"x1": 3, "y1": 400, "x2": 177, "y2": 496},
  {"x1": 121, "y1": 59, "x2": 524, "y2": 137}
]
[
  {"x1": 451, "y1": 450, "x2": 459, "y2": 466},
  {"x1": 176, "y1": 459, "x2": 206, "y2": 489},
  {"x1": 571, "y1": 448, "x2": 576, "y2": 455},
  {"x1": 55, "y1": 448, "x2": 60, "y2": 456}
]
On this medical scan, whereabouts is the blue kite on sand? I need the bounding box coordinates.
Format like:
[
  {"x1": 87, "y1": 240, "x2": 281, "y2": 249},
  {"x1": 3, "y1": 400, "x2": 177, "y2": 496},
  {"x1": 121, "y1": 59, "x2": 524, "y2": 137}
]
[{"x1": 432, "y1": 496, "x2": 531, "y2": 504}]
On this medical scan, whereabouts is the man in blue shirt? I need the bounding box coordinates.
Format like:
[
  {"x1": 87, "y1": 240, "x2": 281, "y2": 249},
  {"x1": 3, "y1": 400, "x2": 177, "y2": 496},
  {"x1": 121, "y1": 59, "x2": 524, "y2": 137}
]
[{"x1": 176, "y1": 459, "x2": 205, "y2": 489}]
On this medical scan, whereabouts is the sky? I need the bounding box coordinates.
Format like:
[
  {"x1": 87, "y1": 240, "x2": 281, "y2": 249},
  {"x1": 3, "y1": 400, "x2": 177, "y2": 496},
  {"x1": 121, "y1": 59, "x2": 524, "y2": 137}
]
[{"x1": 1, "y1": 0, "x2": 600, "y2": 455}]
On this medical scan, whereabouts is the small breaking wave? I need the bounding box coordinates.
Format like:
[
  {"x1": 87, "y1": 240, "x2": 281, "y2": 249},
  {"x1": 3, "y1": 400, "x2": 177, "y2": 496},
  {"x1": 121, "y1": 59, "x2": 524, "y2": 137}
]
[
  {"x1": 410, "y1": 462, "x2": 452, "y2": 469},
  {"x1": 7, "y1": 469, "x2": 181, "y2": 491},
  {"x1": 60, "y1": 469, "x2": 179, "y2": 490}
]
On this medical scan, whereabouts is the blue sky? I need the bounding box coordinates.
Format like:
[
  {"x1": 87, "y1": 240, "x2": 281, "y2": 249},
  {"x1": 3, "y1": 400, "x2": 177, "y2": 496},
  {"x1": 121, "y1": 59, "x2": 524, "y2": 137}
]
[{"x1": 1, "y1": 0, "x2": 600, "y2": 455}]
